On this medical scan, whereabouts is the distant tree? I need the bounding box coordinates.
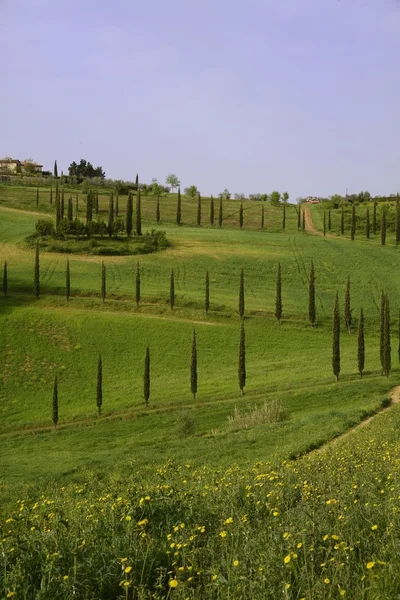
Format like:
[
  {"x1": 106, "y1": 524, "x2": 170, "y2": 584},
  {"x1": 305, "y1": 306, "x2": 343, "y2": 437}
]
[
  {"x1": 66, "y1": 259, "x2": 70, "y2": 301},
  {"x1": 275, "y1": 263, "x2": 282, "y2": 323},
  {"x1": 197, "y1": 193, "x2": 201, "y2": 226},
  {"x1": 323, "y1": 211, "x2": 326, "y2": 236},
  {"x1": 396, "y1": 197, "x2": 400, "y2": 243},
  {"x1": 61, "y1": 189, "x2": 65, "y2": 220},
  {"x1": 380, "y1": 290, "x2": 385, "y2": 371},
  {"x1": 238, "y1": 322, "x2": 246, "y2": 395},
  {"x1": 282, "y1": 191, "x2": 289, "y2": 203},
  {"x1": 144, "y1": 346, "x2": 150, "y2": 407},
  {"x1": 344, "y1": 276, "x2": 351, "y2": 333},
  {"x1": 297, "y1": 207, "x2": 301, "y2": 230},
  {"x1": 54, "y1": 160, "x2": 58, "y2": 178},
  {"x1": 95, "y1": 190, "x2": 99, "y2": 215},
  {"x1": 383, "y1": 295, "x2": 391, "y2": 377},
  {"x1": 340, "y1": 206, "x2": 344, "y2": 235},
  {"x1": 126, "y1": 193, "x2": 133, "y2": 236},
  {"x1": 156, "y1": 194, "x2": 161, "y2": 223},
  {"x1": 176, "y1": 188, "x2": 182, "y2": 225},
  {"x1": 350, "y1": 204, "x2": 356, "y2": 241},
  {"x1": 136, "y1": 261, "x2": 141, "y2": 307},
  {"x1": 358, "y1": 307, "x2": 365, "y2": 377},
  {"x1": 261, "y1": 203, "x2": 265, "y2": 229},
  {"x1": 135, "y1": 173, "x2": 139, "y2": 187},
  {"x1": 67, "y1": 196, "x2": 73, "y2": 222},
  {"x1": 205, "y1": 270, "x2": 210, "y2": 314},
  {"x1": 332, "y1": 293, "x2": 341, "y2": 381},
  {"x1": 185, "y1": 185, "x2": 199, "y2": 198},
  {"x1": 365, "y1": 207, "x2": 370, "y2": 239},
  {"x1": 170, "y1": 269, "x2": 175, "y2": 310},
  {"x1": 3, "y1": 260, "x2": 7, "y2": 297},
  {"x1": 218, "y1": 196, "x2": 223, "y2": 228},
  {"x1": 107, "y1": 193, "x2": 114, "y2": 238},
  {"x1": 75, "y1": 193, "x2": 79, "y2": 215},
  {"x1": 221, "y1": 188, "x2": 231, "y2": 200},
  {"x1": 373, "y1": 200, "x2": 377, "y2": 235},
  {"x1": 308, "y1": 261, "x2": 316, "y2": 327},
  {"x1": 96, "y1": 354, "x2": 102, "y2": 415},
  {"x1": 50, "y1": 187, "x2": 53, "y2": 206},
  {"x1": 52, "y1": 375, "x2": 59, "y2": 428},
  {"x1": 239, "y1": 203, "x2": 244, "y2": 229},
  {"x1": 101, "y1": 261, "x2": 106, "y2": 304},
  {"x1": 302, "y1": 207, "x2": 305, "y2": 231},
  {"x1": 282, "y1": 203, "x2": 286, "y2": 231},
  {"x1": 381, "y1": 208, "x2": 387, "y2": 246},
  {"x1": 55, "y1": 194, "x2": 61, "y2": 231},
  {"x1": 86, "y1": 190, "x2": 93, "y2": 224},
  {"x1": 68, "y1": 159, "x2": 105, "y2": 179},
  {"x1": 136, "y1": 189, "x2": 142, "y2": 236},
  {"x1": 239, "y1": 268, "x2": 245, "y2": 318},
  {"x1": 210, "y1": 196, "x2": 214, "y2": 226},
  {"x1": 270, "y1": 191, "x2": 281, "y2": 206},
  {"x1": 115, "y1": 194, "x2": 119, "y2": 218},
  {"x1": 34, "y1": 244, "x2": 40, "y2": 299},
  {"x1": 328, "y1": 209, "x2": 332, "y2": 231},
  {"x1": 166, "y1": 174, "x2": 180, "y2": 193},
  {"x1": 190, "y1": 330, "x2": 198, "y2": 400},
  {"x1": 36, "y1": 187, "x2": 39, "y2": 208}
]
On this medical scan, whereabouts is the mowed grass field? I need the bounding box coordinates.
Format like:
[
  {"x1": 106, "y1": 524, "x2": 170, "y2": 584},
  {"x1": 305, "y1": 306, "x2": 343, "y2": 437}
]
[{"x1": 0, "y1": 187, "x2": 400, "y2": 508}]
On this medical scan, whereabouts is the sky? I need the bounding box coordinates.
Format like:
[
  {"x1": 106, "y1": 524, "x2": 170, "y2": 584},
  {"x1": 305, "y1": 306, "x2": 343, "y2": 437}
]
[{"x1": 1, "y1": 0, "x2": 400, "y2": 199}]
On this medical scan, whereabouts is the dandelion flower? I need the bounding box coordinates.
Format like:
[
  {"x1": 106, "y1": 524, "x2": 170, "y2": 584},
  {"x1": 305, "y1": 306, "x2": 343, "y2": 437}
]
[
  {"x1": 366, "y1": 562, "x2": 375, "y2": 569},
  {"x1": 233, "y1": 560, "x2": 239, "y2": 567},
  {"x1": 284, "y1": 554, "x2": 291, "y2": 564},
  {"x1": 124, "y1": 566, "x2": 132, "y2": 574},
  {"x1": 224, "y1": 517, "x2": 233, "y2": 524},
  {"x1": 371, "y1": 525, "x2": 378, "y2": 531},
  {"x1": 169, "y1": 579, "x2": 178, "y2": 588},
  {"x1": 219, "y1": 530, "x2": 227, "y2": 538},
  {"x1": 324, "y1": 578, "x2": 330, "y2": 584}
]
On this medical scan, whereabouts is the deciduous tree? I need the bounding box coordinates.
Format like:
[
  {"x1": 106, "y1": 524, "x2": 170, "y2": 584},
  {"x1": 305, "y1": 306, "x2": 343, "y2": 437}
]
[{"x1": 166, "y1": 174, "x2": 180, "y2": 193}]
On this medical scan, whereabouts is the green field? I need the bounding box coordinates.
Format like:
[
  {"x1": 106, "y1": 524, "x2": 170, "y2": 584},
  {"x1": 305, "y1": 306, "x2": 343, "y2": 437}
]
[{"x1": 1, "y1": 187, "x2": 400, "y2": 598}]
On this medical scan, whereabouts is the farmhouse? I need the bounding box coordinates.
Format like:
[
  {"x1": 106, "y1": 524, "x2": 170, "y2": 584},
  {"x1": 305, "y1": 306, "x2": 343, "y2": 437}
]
[
  {"x1": 305, "y1": 196, "x2": 321, "y2": 204},
  {"x1": 0, "y1": 158, "x2": 43, "y2": 173}
]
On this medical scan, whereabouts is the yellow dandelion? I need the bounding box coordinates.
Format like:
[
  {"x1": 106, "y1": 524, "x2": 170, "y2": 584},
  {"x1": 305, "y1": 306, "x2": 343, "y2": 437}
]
[
  {"x1": 366, "y1": 562, "x2": 375, "y2": 569},
  {"x1": 324, "y1": 578, "x2": 330, "y2": 584},
  {"x1": 371, "y1": 525, "x2": 378, "y2": 531},
  {"x1": 219, "y1": 530, "x2": 227, "y2": 538},
  {"x1": 63, "y1": 575, "x2": 69, "y2": 581},
  {"x1": 124, "y1": 566, "x2": 132, "y2": 574},
  {"x1": 169, "y1": 578, "x2": 178, "y2": 588},
  {"x1": 233, "y1": 560, "x2": 239, "y2": 567},
  {"x1": 212, "y1": 574, "x2": 217, "y2": 581},
  {"x1": 284, "y1": 554, "x2": 291, "y2": 564},
  {"x1": 224, "y1": 517, "x2": 233, "y2": 524},
  {"x1": 7, "y1": 593, "x2": 17, "y2": 598}
]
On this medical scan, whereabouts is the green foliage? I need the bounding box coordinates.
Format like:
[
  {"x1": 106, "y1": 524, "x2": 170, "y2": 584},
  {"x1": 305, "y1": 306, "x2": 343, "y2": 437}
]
[
  {"x1": 176, "y1": 188, "x2": 182, "y2": 226},
  {"x1": 126, "y1": 192, "x2": 133, "y2": 236},
  {"x1": 261, "y1": 203, "x2": 265, "y2": 229},
  {"x1": 218, "y1": 197, "x2": 223, "y2": 228},
  {"x1": 67, "y1": 196, "x2": 73, "y2": 222},
  {"x1": 97, "y1": 354, "x2": 103, "y2": 415},
  {"x1": 176, "y1": 411, "x2": 196, "y2": 437},
  {"x1": 239, "y1": 203, "x2": 243, "y2": 229},
  {"x1": 323, "y1": 211, "x2": 326, "y2": 236},
  {"x1": 275, "y1": 263, "x2": 282, "y2": 323},
  {"x1": 197, "y1": 194, "x2": 201, "y2": 226},
  {"x1": 381, "y1": 208, "x2": 387, "y2": 246},
  {"x1": 269, "y1": 190, "x2": 281, "y2": 206},
  {"x1": 86, "y1": 189, "x2": 93, "y2": 224},
  {"x1": 341, "y1": 206, "x2": 344, "y2": 235},
  {"x1": 366, "y1": 207, "x2": 370, "y2": 239},
  {"x1": 136, "y1": 190, "x2": 142, "y2": 236},
  {"x1": 166, "y1": 173, "x2": 180, "y2": 193},
  {"x1": 185, "y1": 185, "x2": 199, "y2": 198},
  {"x1": 358, "y1": 307, "x2": 365, "y2": 377},
  {"x1": 373, "y1": 200, "x2": 377, "y2": 234},
  {"x1": 332, "y1": 293, "x2": 341, "y2": 381},
  {"x1": 396, "y1": 199, "x2": 400, "y2": 243},
  {"x1": 209, "y1": 196, "x2": 214, "y2": 226},
  {"x1": 191, "y1": 330, "x2": 198, "y2": 400},
  {"x1": 380, "y1": 291, "x2": 385, "y2": 370},
  {"x1": 156, "y1": 194, "x2": 160, "y2": 224},
  {"x1": 350, "y1": 204, "x2": 356, "y2": 240},
  {"x1": 282, "y1": 203, "x2": 286, "y2": 230},
  {"x1": 383, "y1": 295, "x2": 391, "y2": 377},
  {"x1": 35, "y1": 219, "x2": 55, "y2": 237},
  {"x1": 308, "y1": 261, "x2": 316, "y2": 327},
  {"x1": 239, "y1": 268, "x2": 245, "y2": 319},
  {"x1": 33, "y1": 243, "x2": 40, "y2": 299},
  {"x1": 328, "y1": 209, "x2": 331, "y2": 231},
  {"x1": 238, "y1": 322, "x2": 246, "y2": 395},
  {"x1": 53, "y1": 160, "x2": 58, "y2": 178},
  {"x1": 144, "y1": 346, "x2": 150, "y2": 407},
  {"x1": 52, "y1": 375, "x2": 58, "y2": 427},
  {"x1": 68, "y1": 159, "x2": 105, "y2": 179},
  {"x1": 107, "y1": 193, "x2": 114, "y2": 238}
]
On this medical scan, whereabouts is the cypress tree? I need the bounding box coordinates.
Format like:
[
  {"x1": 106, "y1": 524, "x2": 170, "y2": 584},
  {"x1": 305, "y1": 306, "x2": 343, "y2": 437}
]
[
  {"x1": 156, "y1": 194, "x2": 160, "y2": 223},
  {"x1": 373, "y1": 200, "x2": 377, "y2": 235},
  {"x1": 328, "y1": 209, "x2": 332, "y2": 231},
  {"x1": 239, "y1": 203, "x2": 244, "y2": 229},
  {"x1": 197, "y1": 194, "x2": 201, "y2": 227},
  {"x1": 54, "y1": 160, "x2": 58, "y2": 178},
  {"x1": 205, "y1": 270, "x2": 210, "y2": 314},
  {"x1": 101, "y1": 261, "x2": 106, "y2": 304},
  {"x1": 380, "y1": 290, "x2": 385, "y2": 371},
  {"x1": 302, "y1": 207, "x2": 305, "y2": 230},
  {"x1": 358, "y1": 307, "x2": 365, "y2": 377},
  {"x1": 66, "y1": 259, "x2": 70, "y2": 301},
  {"x1": 135, "y1": 261, "x2": 141, "y2": 307},
  {"x1": 52, "y1": 375, "x2": 59, "y2": 428},
  {"x1": 34, "y1": 243, "x2": 40, "y2": 299},
  {"x1": 50, "y1": 187, "x2": 53, "y2": 206},
  {"x1": 350, "y1": 204, "x2": 356, "y2": 241},
  {"x1": 323, "y1": 211, "x2": 326, "y2": 237},
  {"x1": 396, "y1": 197, "x2": 400, "y2": 243},
  {"x1": 36, "y1": 187, "x2": 39, "y2": 208},
  {"x1": 96, "y1": 354, "x2": 102, "y2": 415},
  {"x1": 61, "y1": 188, "x2": 65, "y2": 220},
  {"x1": 136, "y1": 189, "x2": 142, "y2": 236},
  {"x1": 239, "y1": 268, "x2": 245, "y2": 319},
  {"x1": 365, "y1": 207, "x2": 370, "y2": 239},
  {"x1": 86, "y1": 190, "x2": 93, "y2": 223},
  {"x1": 275, "y1": 263, "x2": 282, "y2": 322},
  {"x1": 75, "y1": 193, "x2": 79, "y2": 215},
  {"x1": 55, "y1": 193, "x2": 61, "y2": 230},
  {"x1": 210, "y1": 195, "x2": 214, "y2": 226},
  {"x1": 297, "y1": 206, "x2": 301, "y2": 230},
  {"x1": 344, "y1": 276, "x2": 351, "y2": 333},
  {"x1": 144, "y1": 346, "x2": 150, "y2": 407},
  {"x1": 115, "y1": 194, "x2": 119, "y2": 217},
  {"x1": 190, "y1": 330, "x2": 198, "y2": 400},
  {"x1": 107, "y1": 194, "x2": 114, "y2": 238},
  {"x1": 238, "y1": 322, "x2": 246, "y2": 395},
  {"x1": 176, "y1": 187, "x2": 182, "y2": 225},
  {"x1": 308, "y1": 261, "x2": 316, "y2": 327},
  {"x1": 332, "y1": 293, "x2": 341, "y2": 381},
  {"x1": 261, "y1": 203, "x2": 265, "y2": 229},
  {"x1": 3, "y1": 260, "x2": 7, "y2": 297},
  {"x1": 340, "y1": 206, "x2": 344, "y2": 235},
  {"x1": 95, "y1": 190, "x2": 99, "y2": 215},
  {"x1": 282, "y1": 203, "x2": 286, "y2": 231},
  {"x1": 383, "y1": 295, "x2": 391, "y2": 377},
  {"x1": 67, "y1": 196, "x2": 73, "y2": 222},
  {"x1": 135, "y1": 173, "x2": 139, "y2": 188},
  {"x1": 381, "y1": 208, "x2": 386, "y2": 246},
  {"x1": 218, "y1": 196, "x2": 223, "y2": 228},
  {"x1": 126, "y1": 192, "x2": 133, "y2": 236},
  {"x1": 170, "y1": 269, "x2": 175, "y2": 310}
]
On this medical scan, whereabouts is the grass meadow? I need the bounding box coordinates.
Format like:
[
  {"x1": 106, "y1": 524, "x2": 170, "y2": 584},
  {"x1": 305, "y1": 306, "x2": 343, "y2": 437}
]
[{"x1": 1, "y1": 187, "x2": 400, "y2": 598}]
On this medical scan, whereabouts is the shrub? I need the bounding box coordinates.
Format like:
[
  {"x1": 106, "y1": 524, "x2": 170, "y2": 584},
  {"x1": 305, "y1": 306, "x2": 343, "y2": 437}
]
[
  {"x1": 226, "y1": 399, "x2": 289, "y2": 432},
  {"x1": 35, "y1": 219, "x2": 55, "y2": 237},
  {"x1": 177, "y1": 412, "x2": 196, "y2": 438}
]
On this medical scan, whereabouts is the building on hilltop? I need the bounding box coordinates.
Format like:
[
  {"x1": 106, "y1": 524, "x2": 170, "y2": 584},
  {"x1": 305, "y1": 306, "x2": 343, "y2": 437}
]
[{"x1": 0, "y1": 158, "x2": 43, "y2": 174}]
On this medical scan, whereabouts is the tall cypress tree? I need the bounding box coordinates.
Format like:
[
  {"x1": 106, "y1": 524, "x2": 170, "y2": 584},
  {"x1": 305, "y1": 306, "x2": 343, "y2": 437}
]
[
  {"x1": 297, "y1": 206, "x2": 301, "y2": 230},
  {"x1": 55, "y1": 193, "x2": 61, "y2": 231},
  {"x1": 383, "y1": 295, "x2": 391, "y2": 377},
  {"x1": 239, "y1": 268, "x2": 245, "y2": 319},
  {"x1": 170, "y1": 269, "x2": 175, "y2": 310},
  {"x1": 135, "y1": 173, "x2": 139, "y2": 188},
  {"x1": 126, "y1": 192, "x2": 133, "y2": 236},
  {"x1": 261, "y1": 203, "x2": 265, "y2": 229},
  {"x1": 197, "y1": 194, "x2": 202, "y2": 227},
  {"x1": 373, "y1": 200, "x2": 377, "y2": 235},
  {"x1": 308, "y1": 261, "x2": 316, "y2": 327},
  {"x1": 95, "y1": 190, "x2": 99, "y2": 215},
  {"x1": 190, "y1": 330, "x2": 198, "y2": 400},
  {"x1": 340, "y1": 206, "x2": 344, "y2": 235},
  {"x1": 144, "y1": 346, "x2": 150, "y2": 407},
  {"x1": 61, "y1": 188, "x2": 65, "y2": 220},
  {"x1": 101, "y1": 261, "x2": 106, "y2": 304},
  {"x1": 54, "y1": 160, "x2": 58, "y2": 178},
  {"x1": 67, "y1": 196, "x2": 73, "y2": 222},
  {"x1": 218, "y1": 196, "x2": 223, "y2": 228},
  {"x1": 135, "y1": 261, "x2": 141, "y2": 307},
  {"x1": 358, "y1": 307, "x2": 365, "y2": 377},
  {"x1": 136, "y1": 189, "x2": 142, "y2": 236},
  {"x1": 97, "y1": 354, "x2": 102, "y2": 415},
  {"x1": 323, "y1": 211, "x2": 326, "y2": 236},
  {"x1": 86, "y1": 190, "x2": 93, "y2": 223},
  {"x1": 328, "y1": 209, "x2": 332, "y2": 231},
  {"x1": 50, "y1": 187, "x2": 53, "y2": 206},
  {"x1": 36, "y1": 187, "x2": 39, "y2": 208},
  {"x1": 380, "y1": 290, "x2": 385, "y2": 371},
  {"x1": 381, "y1": 208, "x2": 387, "y2": 246},
  {"x1": 302, "y1": 207, "x2": 305, "y2": 231},
  {"x1": 108, "y1": 194, "x2": 114, "y2": 238},
  {"x1": 176, "y1": 188, "x2": 182, "y2": 225},
  {"x1": 3, "y1": 260, "x2": 7, "y2": 297},
  {"x1": 239, "y1": 203, "x2": 244, "y2": 229},
  {"x1": 156, "y1": 194, "x2": 160, "y2": 223},
  {"x1": 282, "y1": 203, "x2": 286, "y2": 231},
  {"x1": 66, "y1": 259, "x2": 70, "y2": 301},
  {"x1": 396, "y1": 197, "x2": 400, "y2": 244},
  {"x1": 350, "y1": 204, "x2": 356, "y2": 241},
  {"x1": 34, "y1": 244, "x2": 40, "y2": 299},
  {"x1": 332, "y1": 293, "x2": 341, "y2": 381},
  {"x1": 210, "y1": 195, "x2": 214, "y2": 226},
  {"x1": 205, "y1": 270, "x2": 210, "y2": 314},
  {"x1": 115, "y1": 194, "x2": 119, "y2": 217},
  {"x1": 238, "y1": 322, "x2": 246, "y2": 396},
  {"x1": 365, "y1": 207, "x2": 370, "y2": 239},
  {"x1": 75, "y1": 193, "x2": 79, "y2": 215},
  {"x1": 344, "y1": 276, "x2": 351, "y2": 333},
  {"x1": 52, "y1": 375, "x2": 59, "y2": 428},
  {"x1": 275, "y1": 263, "x2": 282, "y2": 323}
]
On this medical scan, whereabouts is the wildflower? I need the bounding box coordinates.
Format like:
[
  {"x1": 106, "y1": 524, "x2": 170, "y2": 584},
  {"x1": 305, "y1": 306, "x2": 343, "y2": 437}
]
[
  {"x1": 124, "y1": 566, "x2": 132, "y2": 574},
  {"x1": 233, "y1": 560, "x2": 239, "y2": 567},
  {"x1": 340, "y1": 591, "x2": 346, "y2": 596},
  {"x1": 119, "y1": 580, "x2": 130, "y2": 588},
  {"x1": 125, "y1": 515, "x2": 132, "y2": 522},
  {"x1": 219, "y1": 530, "x2": 227, "y2": 538},
  {"x1": 285, "y1": 583, "x2": 291, "y2": 590},
  {"x1": 371, "y1": 525, "x2": 378, "y2": 531},
  {"x1": 169, "y1": 579, "x2": 178, "y2": 588},
  {"x1": 63, "y1": 576, "x2": 69, "y2": 581},
  {"x1": 7, "y1": 593, "x2": 16, "y2": 598},
  {"x1": 284, "y1": 554, "x2": 291, "y2": 564},
  {"x1": 366, "y1": 562, "x2": 375, "y2": 569},
  {"x1": 224, "y1": 517, "x2": 233, "y2": 524},
  {"x1": 212, "y1": 574, "x2": 217, "y2": 581},
  {"x1": 297, "y1": 542, "x2": 303, "y2": 549},
  {"x1": 324, "y1": 578, "x2": 330, "y2": 584},
  {"x1": 137, "y1": 519, "x2": 148, "y2": 527},
  {"x1": 120, "y1": 557, "x2": 128, "y2": 563}
]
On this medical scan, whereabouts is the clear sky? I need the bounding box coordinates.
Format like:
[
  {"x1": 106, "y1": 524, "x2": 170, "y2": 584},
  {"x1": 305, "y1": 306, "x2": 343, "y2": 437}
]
[{"x1": 1, "y1": 0, "x2": 399, "y2": 199}]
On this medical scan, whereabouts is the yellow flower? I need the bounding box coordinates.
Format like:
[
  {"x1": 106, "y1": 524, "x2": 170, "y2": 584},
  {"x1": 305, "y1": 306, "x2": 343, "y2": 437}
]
[
  {"x1": 124, "y1": 566, "x2": 132, "y2": 574},
  {"x1": 63, "y1": 575, "x2": 69, "y2": 581},
  {"x1": 297, "y1": 542, "x2": 303, "y2": 549},
  {"x1": 7, "y1": 593, "x2": 16, "y2": 598},
  {"x1": 284, "y1": 554, "x2": 291, "y2": 564},
  {"x1": 324, "y1": 578, "x2": 330, "y2": 584},
  {"x1": 366, "y1": 562, "x2": 375, "y2": 569},
  {"x1": 285, "y1": 583, "x2": 291, "y2": 590},
  {"x1": 273, "y1": 511, "x2": 279, "y2": 517},
  {"x1": 340, "y1": 591, "x2": 346, "y2": 597},
  {"x1": 125, "y1": 515, "x2": 132, "y2": 522},
  {"x1": 137, "y1": 519, "x2": 148, "y2": 527},
  {"x1": 219, "y1": 530, "x2": 227, "y2": 538},
  {"x1": 120, "y1": 557, "x2": 128, "y2": 563},
  {"x1": 169, "y1": 579, "x2": 178, "y2": 588},
  {"x1": 233, "y1": 560, "x2": 239, "y2": 567},
  {"x1": 212, "y1": 574, "x2": 217, "y2": 581},
  {"x1": 371, "y1": 525, "x2": 378, "y2": 531},
  {"x1": 224, "y1": 517, "x2": 233, "y2": 524}
]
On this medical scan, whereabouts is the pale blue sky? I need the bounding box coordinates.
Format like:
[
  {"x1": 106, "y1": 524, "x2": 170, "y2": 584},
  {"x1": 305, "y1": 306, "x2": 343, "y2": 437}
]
[{"x1": 1, "y1": 0, "x2": 399, "y2": 198}]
